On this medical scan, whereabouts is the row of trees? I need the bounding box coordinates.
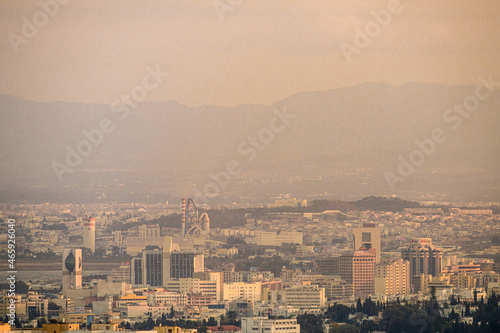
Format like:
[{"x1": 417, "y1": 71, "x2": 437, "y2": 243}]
[
  {"x1": 132, "y1": 311, "x2": 240, "y2": 332},
  {"x1": 323, "y1": 292, "x2": 500, "y2": 333}
]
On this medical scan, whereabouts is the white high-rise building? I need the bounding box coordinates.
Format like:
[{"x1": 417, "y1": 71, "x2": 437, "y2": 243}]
[
  {"x1": 62, "y1": 248, "x2": 82, "y2": 295},
  {"x1": 353, "y1": 223, "x2": 381, "y2": 263},
  {"x1": 162, "y1": 236, "x2": 173, "y2": 285},
  {"x1": 83, "y1": 217, "x2": 96, "y2": 253}
]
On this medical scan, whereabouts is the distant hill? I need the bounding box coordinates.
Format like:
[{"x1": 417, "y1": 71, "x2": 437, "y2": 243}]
[
  {"x1": 1, "y1": 82, "x2": 499, "y2": 204},
  {"x1": 353, "y1": 196, "x2": 420, "y2": 212},
  {"x1": 304, "y1": 196, "x2": 420, "y2": 213}
]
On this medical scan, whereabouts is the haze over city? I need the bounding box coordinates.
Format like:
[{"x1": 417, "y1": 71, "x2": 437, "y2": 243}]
[{"x1": 1, "y1": 1, "x2": 500, "y2": 333}]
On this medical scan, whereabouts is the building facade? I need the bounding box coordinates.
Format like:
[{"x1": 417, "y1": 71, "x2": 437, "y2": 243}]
[
  {"x1": 353, "y1": 223, "x2": 381, "y2": 263},
  {"x1": 375, "y1": 258, "x2": 410, "y2": 296},
  {"x1": 402, "y1": 238, "x2": 443, "y2": 290},
  {"x1": 170, "y1": 251, "x2": 204, "y2": 279},
  {"x1": 338, "y1": 249, "x2": 376, "y2": 298},
  {"x1": 82, "y1": 217, "x2": 95, "y2": 253},
  {"x1": 241, "y1": 317, "x2": 300, "y2": 333}
]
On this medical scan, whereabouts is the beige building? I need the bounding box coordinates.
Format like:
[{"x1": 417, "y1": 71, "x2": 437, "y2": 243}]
[
  {"x1": 402, "y1": 238, "x2": 443, "y2": 291},
  {"x1": 139, "y1": 225, "x2": 161, "y2": 238},
  {"x1": 42, "y1": 323, "x2": 80, "y2": 333},
  {"x1": 338, "y1": 249, "x2": 376, "y2": 298},
  {"x1": 375, "y1": 259, "x2": 410, "y2": 296},
  {"x1": 154, "y1": 326, "x2": 183, "y2": 333},
  {"x1": 222, "y1": 263, "x2": 236, "y2": 284},
  {"x1": 269, "y1": 198, "x2": 307, "y2": 208},
  {"x1": 241, "y1": 317, "x2": 300, "y2": 333},
  {"x1": 353, "y1": 223, "x2": 381, "y2": 263},
  {"x1": 415, "y1": 274, "x2": 452, "y2": 293},
  {"x1": 283, "y1": 284, "x2": 326, "y2": 308},
  {"x1": 449, "y1": 272, "x2": 477, "y2": 289},
  {"x1": 164, "y1": 278, "x2": 219, "y2": 301},
  {"x1": 249, "y1": 231, "x2": 303, "y2": 246},
  {"x1": 314, "y1": 276, "x2": 353, "y2": 300},
  {"x1": 223, "y1": 282, "x2": 262, "y2": 302}
]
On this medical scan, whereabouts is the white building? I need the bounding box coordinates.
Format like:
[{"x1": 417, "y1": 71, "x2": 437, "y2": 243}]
[
  {"x1": 249, "y1": 231, "x2": 303, "y2": 246},
  {"x1": 146, "y1": 290, "x2": 187, "y2": 306},
  {"x1": 241, "y1": 317, "x2": 300, "y2": 333},
  {"x1": 164, "y1": 278, "x2": 219, "y2": 301},
  {"x1": 224, "y1": 282, "x2": 262, "y2": 302},
  {"x1": 83, "y1": 217, "x2": 96, "y2": 253},
  {"x1": 282, "y1": 285, "x2": 326, "y2": 308},
  {"x1": 139, "y1": 225, "x2": 161, "y2": 238}
]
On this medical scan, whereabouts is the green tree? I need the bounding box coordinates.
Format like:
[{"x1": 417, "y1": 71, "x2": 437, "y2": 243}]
[
  {"x1": 296, "y1": 314, "x2": 324, "y2": 333},
  {"x1": 169, "y1": 306, "x2": 175, "y2": 318},
  {"x1": 330, "y1": 323, "x2": 360, "y2": 333},
  {"x1": 360, "y1": 320, "x2": 378, "y2": 333},
  {"x1": 226, "y1": 311, "x2": 238, "y2": 325},
  {"x1": 356, "y1": 298, "x2": 363, "y2": 312},
  {"x1": 48, "y1": 302, "x2": 61, "y2": 310},
  {"x1": 325, "y1": 303, "x2": 352, "y2": 323}
]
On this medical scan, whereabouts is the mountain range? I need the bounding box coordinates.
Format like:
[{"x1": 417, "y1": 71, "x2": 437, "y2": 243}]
[{"x1": 1, "y1": 82, "x2": 499, "y2": 204}]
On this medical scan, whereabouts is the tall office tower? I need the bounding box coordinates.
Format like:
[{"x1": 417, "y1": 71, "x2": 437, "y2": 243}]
[
  {"x1": 130, "y1": 248, "x2": 163, "y2": 286},
  {"x1": 353, "y1": 223, "x2": 381, "y2": 263},
  {"x1": 402, "y1": 238, "x2": 442, "y2": 278},
  {"x1": 83, "y1": 217, "x2": 96, "y2": 253},
  {"x1": 375, "y1": 258, "x2": 410, "y2": 296},
  {"x1": 144, "y1": 249, "x2": 163, "y2": 286},
  {"x1": 131, "y1": 257, "x2": 143, "y2": 285},
  {"x1": 170, "y1": 251, "x2": 204, "y2": 279},
  {"x1": 162, "y1": 236, "x2": 173, "y2": 285},
  {"x1": 338, "y1": 249, "x2": 376, "y2": 298},
  {"x1": 62, "y1": 248, "x2": 82, "y2": 295}
]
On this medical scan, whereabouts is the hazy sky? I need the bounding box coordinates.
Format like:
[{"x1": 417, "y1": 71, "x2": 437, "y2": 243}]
[{"x1": 1, "y1": 0, "x2": 499, "y2": 107}]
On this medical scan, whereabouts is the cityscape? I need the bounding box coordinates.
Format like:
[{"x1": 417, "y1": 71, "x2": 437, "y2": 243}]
[
  {"x1": 0, "y1": 197, "x2": 499, "y2": 332},
  {"x1": 1, "y1": 1, "x2": 500, "y2": 333}
]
